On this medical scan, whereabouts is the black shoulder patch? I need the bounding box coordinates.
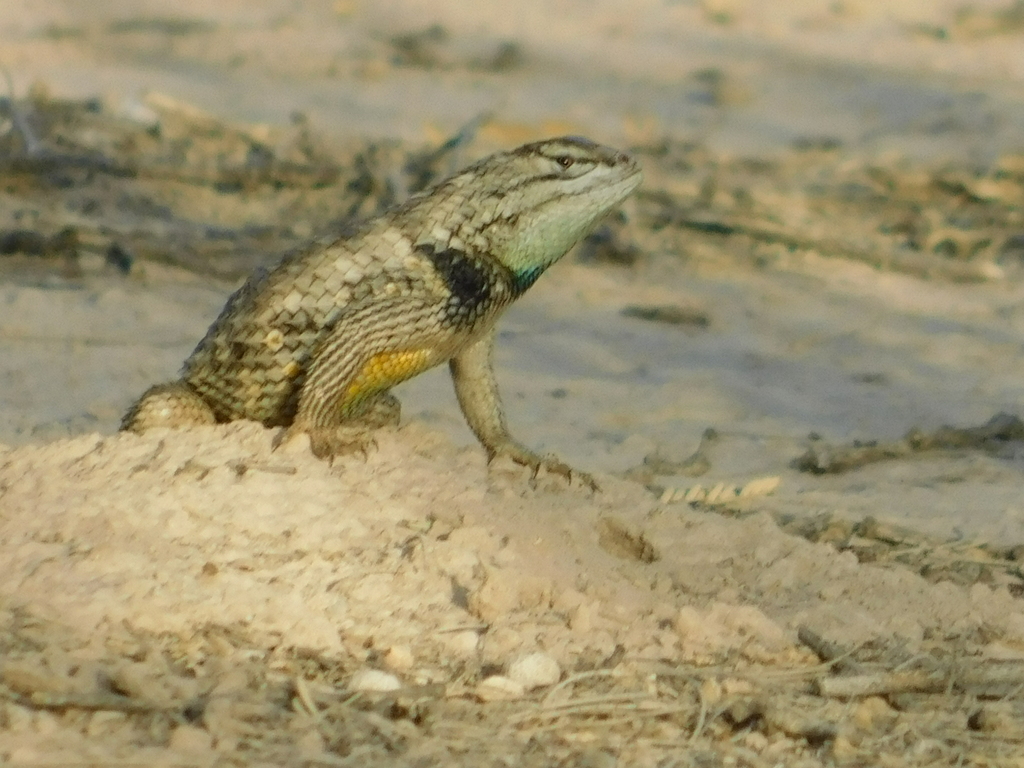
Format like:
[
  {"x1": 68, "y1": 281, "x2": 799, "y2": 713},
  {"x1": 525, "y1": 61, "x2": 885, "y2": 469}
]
[{"x1": 417, "y1": 243, "x2": 494, "y2": 326}]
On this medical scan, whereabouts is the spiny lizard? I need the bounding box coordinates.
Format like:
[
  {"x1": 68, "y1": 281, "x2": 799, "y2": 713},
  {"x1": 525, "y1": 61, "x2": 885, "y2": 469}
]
[{"x1": 122, "y1": 136, "x2": 642, "y2": 487}]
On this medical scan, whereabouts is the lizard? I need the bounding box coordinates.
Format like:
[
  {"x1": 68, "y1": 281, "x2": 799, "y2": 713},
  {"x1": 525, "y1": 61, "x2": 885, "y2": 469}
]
[{"x1": 121, "y1": 136, "x2": 643, "y2": 487}]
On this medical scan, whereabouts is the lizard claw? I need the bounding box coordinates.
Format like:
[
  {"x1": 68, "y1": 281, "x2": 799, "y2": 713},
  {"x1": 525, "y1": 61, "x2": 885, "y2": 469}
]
[
  {"x1": 552, "y1": 460, "x2": 599, "y2": 492},
  {"x1": 308, "y1": 428, "x2": 377, "y2": 462},
  {"x1": 488, "y1": 443, "x2": 599, "y2": 492},
  {"x1": 273, "y1": 424, "x2": 377, "y2": 462}
]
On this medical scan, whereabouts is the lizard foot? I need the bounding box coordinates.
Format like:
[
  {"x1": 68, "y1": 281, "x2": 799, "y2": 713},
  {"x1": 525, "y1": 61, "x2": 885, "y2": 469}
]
[
  {"x1": 354, "y1": 392, "x2": 402, "y2": 429},
  {"x1": 274, "y1": 424, "x2": 377, "y2": 463},
  {"x1": 489, "y1": 442, "x2": 599, "y2": 492}
]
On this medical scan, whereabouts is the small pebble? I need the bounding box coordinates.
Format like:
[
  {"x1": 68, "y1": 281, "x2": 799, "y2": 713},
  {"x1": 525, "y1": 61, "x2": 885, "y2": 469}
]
[
  {"x1": 349, "y1": 669, "x2": 401, "y2": 693},
  {"x1": 507, "y1": 651, "x2": 561, "y2": 690},
  {"x1": 168, "y1": 724, "x2": 214, "y2": 753},
  {"x1": 383, "y1": 645, "x2": 414, "y2": 671},
  {"x1": 569, "y1": 603, "x2": 592, "y2": 634},
  {"x1": 969, "y1": 703, "x2": 1015, "y2": 734},
  {"x1": 0, "y1": 660, "x2": 69, "y2": 697},
  {"x1": 476, "y1": 675, "x2": 525, "y2": 701},
  {"x1": 853, "y1": 696, "x2": 896, "y2": 733}
]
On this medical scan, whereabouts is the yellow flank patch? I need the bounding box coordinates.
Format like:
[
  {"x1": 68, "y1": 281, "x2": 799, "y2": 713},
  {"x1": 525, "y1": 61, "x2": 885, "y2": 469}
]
[{"x1": 344, "y1": 349, "x2": 433, "y2": 404}]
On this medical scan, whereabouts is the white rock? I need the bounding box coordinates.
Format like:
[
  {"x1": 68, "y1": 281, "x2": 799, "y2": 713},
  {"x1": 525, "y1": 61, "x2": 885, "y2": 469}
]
[
  {"x1": 476, "y1": 675, "x2": 525, "y2": 702},
  {"x1": 115, "y1": 98, "x2": 160, "y2": 129},
  {"x1": 447, "y1": 630, "x2": 481, "y2": 657},
  {"x1": 507, "y1": 652, "x2": 561, "y2": 690},
  {"x1": 349, "y1": 669, "x2": 401, "y2": 693}
]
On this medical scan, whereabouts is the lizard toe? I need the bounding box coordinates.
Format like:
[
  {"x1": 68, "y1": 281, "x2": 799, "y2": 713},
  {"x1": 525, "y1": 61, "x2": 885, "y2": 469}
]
[
  {"x1": 308, "y1": 427, "x2": 377, "y2": 462},
  {"x1": 488, "y1": 442, "x2": 597, "y2": 492}
]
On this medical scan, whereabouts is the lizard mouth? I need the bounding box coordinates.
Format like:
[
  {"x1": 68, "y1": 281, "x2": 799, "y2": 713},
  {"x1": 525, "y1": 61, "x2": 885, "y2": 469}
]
[{"x1": 612, "y1": 163, "x2": 644, "y2": 195}]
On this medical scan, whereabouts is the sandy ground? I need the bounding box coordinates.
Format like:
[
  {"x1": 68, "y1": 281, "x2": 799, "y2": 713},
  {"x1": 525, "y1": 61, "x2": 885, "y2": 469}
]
[{"x1": 3, "y1": 1, "x2": 1024, "y2": 765}]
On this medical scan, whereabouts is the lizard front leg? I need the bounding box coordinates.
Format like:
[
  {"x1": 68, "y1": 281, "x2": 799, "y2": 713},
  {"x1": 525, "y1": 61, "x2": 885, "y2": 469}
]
[{"x1": 449, "y1": 327, "x2": 597, "y2": 490}]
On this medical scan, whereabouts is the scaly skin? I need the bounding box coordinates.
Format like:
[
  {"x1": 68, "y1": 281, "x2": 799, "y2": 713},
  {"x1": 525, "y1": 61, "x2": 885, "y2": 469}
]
[{"x1": 122, "y1": 136, "x2": 643, "y2": 487}]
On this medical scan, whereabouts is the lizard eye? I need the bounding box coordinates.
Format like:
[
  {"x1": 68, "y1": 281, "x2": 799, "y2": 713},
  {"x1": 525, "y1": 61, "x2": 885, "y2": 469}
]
[{"x1": 555, "y1": 155, "x2": 574, "y2": 169}]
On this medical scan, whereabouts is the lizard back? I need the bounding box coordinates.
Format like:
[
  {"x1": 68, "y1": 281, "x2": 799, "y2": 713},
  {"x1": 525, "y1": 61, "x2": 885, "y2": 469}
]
[{"x1": 182, "y1": 208, "x2": 518, "y2": 425}]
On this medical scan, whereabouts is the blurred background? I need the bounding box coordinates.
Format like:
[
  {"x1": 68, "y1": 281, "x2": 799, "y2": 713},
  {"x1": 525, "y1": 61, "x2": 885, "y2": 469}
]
[{"x1": 3, "y1": 0, "x2": 1024, "y2": 157}]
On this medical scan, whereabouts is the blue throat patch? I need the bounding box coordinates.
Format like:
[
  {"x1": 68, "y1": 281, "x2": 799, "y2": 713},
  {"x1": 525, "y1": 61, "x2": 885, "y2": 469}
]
[{"x1": 513, "y1": 265, "x2": 545, "y2": 295}]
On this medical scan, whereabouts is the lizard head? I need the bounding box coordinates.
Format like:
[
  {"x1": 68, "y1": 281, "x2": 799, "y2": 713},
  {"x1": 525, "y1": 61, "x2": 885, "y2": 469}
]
[{"x1": 451, "y1": 136, "x2": 643, "y2": 292}]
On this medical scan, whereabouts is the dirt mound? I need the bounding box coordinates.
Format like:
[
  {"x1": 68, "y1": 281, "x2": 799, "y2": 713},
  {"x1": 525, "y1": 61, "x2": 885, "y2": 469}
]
[{"x1": 2, "y1": 424, "x2": 1023, "y2": 765}]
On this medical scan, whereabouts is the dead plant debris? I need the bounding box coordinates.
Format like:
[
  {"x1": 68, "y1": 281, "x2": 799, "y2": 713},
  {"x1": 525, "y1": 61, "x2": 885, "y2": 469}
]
[{"x1": 793, "y1": 412, "x2": 1024, "y2": 474}]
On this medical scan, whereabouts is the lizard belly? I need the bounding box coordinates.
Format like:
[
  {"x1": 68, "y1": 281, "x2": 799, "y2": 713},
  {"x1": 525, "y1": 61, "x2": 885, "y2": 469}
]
[{"x1": 339, "y1": 348, "x2": 440, "y2": 417}]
